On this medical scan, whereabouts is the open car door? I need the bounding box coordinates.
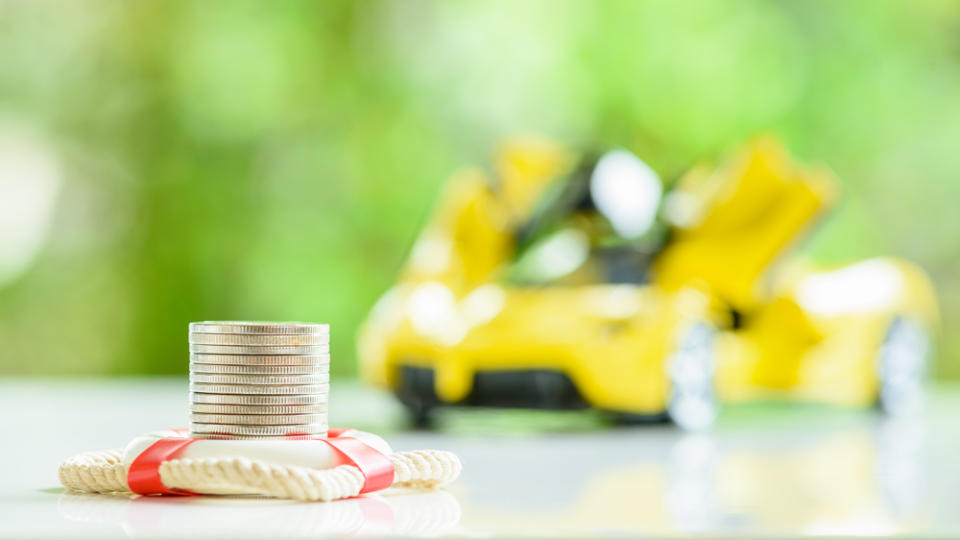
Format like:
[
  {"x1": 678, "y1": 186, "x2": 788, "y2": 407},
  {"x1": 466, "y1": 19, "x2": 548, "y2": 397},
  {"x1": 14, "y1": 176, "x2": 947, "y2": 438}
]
[{"x1": 653, "y1": 138, "x2": 837, "y2": 312}]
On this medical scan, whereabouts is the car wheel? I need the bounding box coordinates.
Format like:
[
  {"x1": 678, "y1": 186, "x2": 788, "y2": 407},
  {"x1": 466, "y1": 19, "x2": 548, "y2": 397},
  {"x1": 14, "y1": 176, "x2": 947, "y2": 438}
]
[
  {"x1": 608, "y1": 411, "x2": 670, "y2": 425},
  {"x1": 402, "y1": 401, "x2": 436, "y2": 429},
  {"x1": 666, "y1": 322, "x2": 718, "y2": 430},
  {"x1": 396, "y1": 366, "x2": 440, "y2": 429},
  {"x1": 878, "y1": 316, "x2": 930, "y2": 416}
]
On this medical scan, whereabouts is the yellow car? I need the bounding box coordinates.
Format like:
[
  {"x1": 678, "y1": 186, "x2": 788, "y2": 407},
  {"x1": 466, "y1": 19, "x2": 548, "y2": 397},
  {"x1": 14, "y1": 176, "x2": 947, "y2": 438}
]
[{"x1": 357, "y1": 137, "x2": 938, "y2": 428}]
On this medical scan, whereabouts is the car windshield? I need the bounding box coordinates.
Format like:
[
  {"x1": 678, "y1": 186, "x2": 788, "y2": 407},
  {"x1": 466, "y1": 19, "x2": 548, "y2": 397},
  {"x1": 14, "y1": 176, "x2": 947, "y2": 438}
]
[{"x1": 507, "y1": 150, "x2": 668, "y2": 287}]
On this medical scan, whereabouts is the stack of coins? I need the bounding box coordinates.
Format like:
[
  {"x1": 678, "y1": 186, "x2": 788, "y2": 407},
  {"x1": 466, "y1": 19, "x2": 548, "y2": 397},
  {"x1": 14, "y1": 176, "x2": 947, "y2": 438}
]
[{"x1": 188, "y1": 321, "x2": 330, "y2": 439}]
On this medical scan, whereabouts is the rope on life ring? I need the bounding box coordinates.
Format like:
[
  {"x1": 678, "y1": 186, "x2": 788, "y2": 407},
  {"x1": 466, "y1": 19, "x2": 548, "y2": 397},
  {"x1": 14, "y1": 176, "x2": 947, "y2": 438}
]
[{"x1": 59, "y1": 447, "x2": 461, "y2": 502}]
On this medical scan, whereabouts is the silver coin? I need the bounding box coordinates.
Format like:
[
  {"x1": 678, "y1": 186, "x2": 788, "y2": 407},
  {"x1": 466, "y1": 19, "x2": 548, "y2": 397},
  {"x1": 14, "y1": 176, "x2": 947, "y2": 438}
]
[
  {"x1": 189, "y1": 373, "x2": 330, "y2": 385},
  {"x1": 189, "y1": 423, "x2": 328, "y2": 436},
  {"x1": 190, "y1": 383, "x2": 329, "y2": 395},
  {"x1": 191, "y1": 393, "x2": 329, "y2": 405},
  {"x1": 190, "y1": 403, "x2": 329, "y2": 415},
  {"x1": 189, "y1": 413, "x2": 327, "y2": 425},
  {"x1": 190, "y1": 353, "x2": 330, "y2": 366},
  {"x1": 188, "y1": 333, "x2": 329, "y2": 346},
  {"x1": 189, "y1": 362, "x2": 328, "y2": 375},
  {"x1": 190, "y1": 432, "x2": 328, "y2": 440},
  {"x1": 189, "y1": 321, "x2": 329, "y2": 335},
  {"x1": 189, "y1": 344, "x2": 330, "y2": 355}
]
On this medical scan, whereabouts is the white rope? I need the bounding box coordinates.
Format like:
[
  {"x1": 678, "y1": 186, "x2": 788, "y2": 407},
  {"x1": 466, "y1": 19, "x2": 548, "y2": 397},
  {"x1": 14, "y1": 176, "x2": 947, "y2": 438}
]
[
  {"x1": 59, "y1": 448, "x2": 461, "y2": 502},
  {"x1": 58, "y1": 449, "x2": 128, "y2": 495}
]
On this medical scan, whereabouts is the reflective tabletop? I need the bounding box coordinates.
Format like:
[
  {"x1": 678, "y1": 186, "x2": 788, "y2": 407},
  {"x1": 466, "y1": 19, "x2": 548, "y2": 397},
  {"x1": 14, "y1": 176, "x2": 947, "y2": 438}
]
[{"x1": 2, "y1": 378, "x2": 959, "y2": 538}]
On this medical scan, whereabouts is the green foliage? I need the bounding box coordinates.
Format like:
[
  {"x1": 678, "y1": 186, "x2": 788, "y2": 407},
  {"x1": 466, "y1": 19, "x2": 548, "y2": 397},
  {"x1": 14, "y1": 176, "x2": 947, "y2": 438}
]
[{"x1": 0, "y1": 0, "x2": 958, "y2": 377}]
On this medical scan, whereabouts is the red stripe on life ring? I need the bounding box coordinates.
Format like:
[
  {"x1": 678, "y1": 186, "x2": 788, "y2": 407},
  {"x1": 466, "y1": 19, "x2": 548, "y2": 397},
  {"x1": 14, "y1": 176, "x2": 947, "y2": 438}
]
[
  {"x1": 127, "y1": 438, "x2": 198, "y2": 496},
  {"x1": 320, "y1": 436, "x2": 395, "y2": 494}
]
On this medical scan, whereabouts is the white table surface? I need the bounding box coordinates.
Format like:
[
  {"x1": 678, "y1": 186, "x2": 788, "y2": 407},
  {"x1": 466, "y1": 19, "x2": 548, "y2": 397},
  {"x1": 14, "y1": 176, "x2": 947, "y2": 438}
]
[{"x1": 1, "y1": 377, "x2": 959, "y2": 538}]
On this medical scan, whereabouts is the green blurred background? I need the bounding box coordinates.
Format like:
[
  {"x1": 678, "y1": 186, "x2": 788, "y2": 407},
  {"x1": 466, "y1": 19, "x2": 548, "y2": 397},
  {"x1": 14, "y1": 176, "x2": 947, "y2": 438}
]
[{"x1": 0, "y1": 0, "x2": 958, "y2": 378}]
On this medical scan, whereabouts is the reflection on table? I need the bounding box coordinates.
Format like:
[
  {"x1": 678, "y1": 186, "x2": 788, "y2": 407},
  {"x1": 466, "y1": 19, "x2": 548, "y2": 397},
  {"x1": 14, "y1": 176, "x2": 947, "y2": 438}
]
[
  {"x1": 58, "y1": 488, "x2": 461, "y2": 538},
  {"x1": 453, "y1": 413, "x2": 943, "y2": 537}
]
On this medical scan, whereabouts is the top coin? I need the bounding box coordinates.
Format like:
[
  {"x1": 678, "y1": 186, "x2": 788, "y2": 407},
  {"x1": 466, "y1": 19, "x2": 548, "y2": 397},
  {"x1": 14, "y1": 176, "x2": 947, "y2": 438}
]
[{"x1": 189, "y1": 321, "x2": 329, "y2": 335}]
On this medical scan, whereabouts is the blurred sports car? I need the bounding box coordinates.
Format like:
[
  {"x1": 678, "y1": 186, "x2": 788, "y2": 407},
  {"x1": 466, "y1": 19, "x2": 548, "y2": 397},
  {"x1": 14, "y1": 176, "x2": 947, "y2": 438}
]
[{"x1": 357, "y1": 137, "x2": 938, "y2": 428}]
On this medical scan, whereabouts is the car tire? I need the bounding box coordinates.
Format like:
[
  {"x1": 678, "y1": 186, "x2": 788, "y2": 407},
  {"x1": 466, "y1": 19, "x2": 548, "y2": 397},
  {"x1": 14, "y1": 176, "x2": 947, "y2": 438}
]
[
  {"x1": 396, "y1": 366, "x2": 439, "y2": 429},
  {"x1": 402, "y1": 401, "x2": 436, "y2": 429},
  {"x1": 666, "y1": 322, "x2": 718, "y2": 430},
  {"x1": 877, "y1": 316, "x2": 930, "y2": 416},
  {"x1": 608, "y1": 411, "x2": 670, "y2": 426}
]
